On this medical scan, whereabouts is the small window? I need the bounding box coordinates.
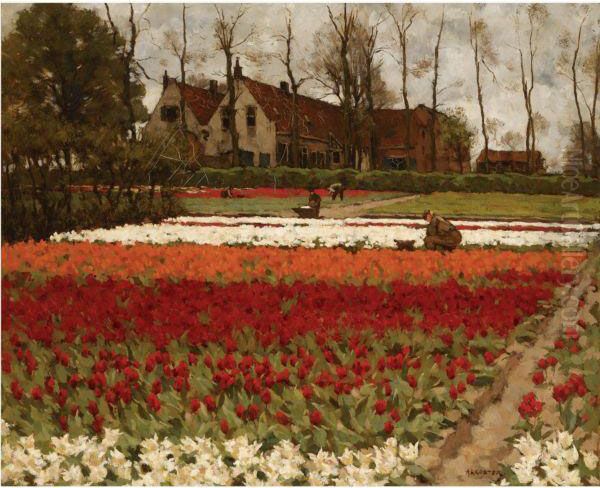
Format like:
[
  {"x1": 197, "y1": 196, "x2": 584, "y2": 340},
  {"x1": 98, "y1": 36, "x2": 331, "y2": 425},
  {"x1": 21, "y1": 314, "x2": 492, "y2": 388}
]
[
  {"x1": 160, "y1": 105, "x2": 179, "y2": 122},
  {"x1": 221, "y1": 108, "x2": 230, "y2": 131},
  {"x1": 333, "y1": 151, "x2": 341, "y2": 164},
  {"x1": 277, "y1": 142, "x2": 289, "y2": 164},
  {"x1": 246, "y1": 106, "x2": 256, "y2": 127},
  {"x1": 301, "y1": 147, "x2": 309, "y2": 167}
]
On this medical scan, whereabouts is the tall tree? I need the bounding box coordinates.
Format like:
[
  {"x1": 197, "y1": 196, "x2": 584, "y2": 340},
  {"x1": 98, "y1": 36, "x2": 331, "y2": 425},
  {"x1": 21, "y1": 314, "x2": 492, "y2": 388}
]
[
  {"x1": 327, "y1": 4, "x2": 357, "y2": 168},
  {"x1": 274, "y1": 11, "x2": 309, "y2": 168},
  {"x1": 512, "y1": 5, "x2": 548, "y2": 172},
  {"x1": 430, "y1": 8, "x2": 445, "y2": 171},
  {"x1": 2, "y1": 4, "x2": 133, "y2": 238},
  {"x1": 558, "y1": 11, "x2": 588, "y2": 174},
  {"x1": 469, "y1": 12, "x2": 497, "y2": 165},
  {"x1": 105, "y1": 3, "x2": 151, "y2": 140},
  {"x1": 387, "y1": 4, "x2": 419, "y2": 165},
  {"x1": 357, "y1": 12, "x2": 386, "y2": 170},
  {"x1": 213, "y1": 5, "x2": 254, "y2": 166},
  {"x1": 163, "y1": 4, "x2": 190, "y2": 131},
  {"x1": 439, "y1": 107, "x2": 475, "y2": 173},
  {"x1": 581, "y1": 33, "x2": 600, "y2": 176}
]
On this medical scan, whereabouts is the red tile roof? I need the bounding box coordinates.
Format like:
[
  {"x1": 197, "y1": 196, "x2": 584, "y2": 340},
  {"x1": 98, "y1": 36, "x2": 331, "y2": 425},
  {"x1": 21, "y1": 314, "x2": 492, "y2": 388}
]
[
  {"x1": 243, "y1": 78, "x2": 345, "y2": 143},
  {"x1": 177, "y1": 82, "x2": 224, "y2": 125},
  {"x1": 476, "y1": 149, "x2": 543, "y2": 164}
]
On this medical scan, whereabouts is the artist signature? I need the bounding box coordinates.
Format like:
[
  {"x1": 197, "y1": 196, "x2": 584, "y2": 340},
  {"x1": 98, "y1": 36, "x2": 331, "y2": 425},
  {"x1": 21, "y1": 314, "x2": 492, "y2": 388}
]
[{"x1": 466, "y1": 468, "x2": 501, "y2": 478}]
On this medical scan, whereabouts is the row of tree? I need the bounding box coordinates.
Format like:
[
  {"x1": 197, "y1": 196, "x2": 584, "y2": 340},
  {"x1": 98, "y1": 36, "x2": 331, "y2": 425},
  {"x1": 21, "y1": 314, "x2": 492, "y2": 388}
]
[
  {"x1": 1, "y1": 4, "x2": 178, "y2": 241},
  {"x1": 172, "y1": 4, "x2": 597, "y2": 174}
]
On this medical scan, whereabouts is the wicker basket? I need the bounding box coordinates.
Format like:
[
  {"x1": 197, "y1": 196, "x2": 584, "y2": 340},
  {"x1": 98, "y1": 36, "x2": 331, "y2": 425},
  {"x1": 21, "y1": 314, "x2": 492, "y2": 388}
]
[
  {"x1": 394, "y1": 239, "x2": 416, "y2": 251},
  {"x1": 292, "y1": 207, "x2": 319, "y2": 218}
]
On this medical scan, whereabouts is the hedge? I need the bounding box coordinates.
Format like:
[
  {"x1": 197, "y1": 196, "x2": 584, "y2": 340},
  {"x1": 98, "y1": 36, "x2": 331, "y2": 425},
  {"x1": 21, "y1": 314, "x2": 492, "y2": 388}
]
[{"x1": 167, "y1": 167, "x2": 600, "y2": 197}]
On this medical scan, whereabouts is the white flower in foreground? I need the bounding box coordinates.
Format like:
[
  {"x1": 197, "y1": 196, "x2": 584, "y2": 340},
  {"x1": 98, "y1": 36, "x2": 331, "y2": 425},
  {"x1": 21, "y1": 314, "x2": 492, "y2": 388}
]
[
  {"x1": 563, "y1": 445, "x2": 579, "y2": 465},
  {"x1": 307, "y1": 449, "x2": 340, "y2": 479},
  {"x1": 109, "y1": 449, "x2": 132, "y2": 480},
  {"x1": 557, "y1": 431, "x2": 574, "y2": 450},
  {"x1": 61, "y1": 465, "x2": 85, "y2": 485},
  {"x1": 583, "y1": 451, "x2": 599, "y2": 471},
  {"x1": 398, "y1": 441, "x2": 419, "y2": 464},
  {"x1": 339, "y1": 448, "x2": 355, "y2": 466},
  {"x1": 1, "y1": 419, "x2": 11, "y2": 436},
  {"x1": 101, "y1": 428, "x2": 121, "y2": 449},
  {"x1": 512, "y1": 459, "x2": 536, "y2": 484},
  {"x1": 543, "y1": 457, "x2": 581, "y2": 486},
  {"x1": 514, "y1": 433, "x2": 542, "y2": 464}
]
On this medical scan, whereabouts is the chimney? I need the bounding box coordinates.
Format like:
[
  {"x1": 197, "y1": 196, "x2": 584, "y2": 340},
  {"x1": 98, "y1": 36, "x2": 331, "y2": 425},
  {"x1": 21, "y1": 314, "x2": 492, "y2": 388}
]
[
  {"x1": 233, "y1": 57, "x2": 243, "y2": 79},
  {"x1": 279, "y1": 81, "x2": 289, "y2": 93},
  {"x1": 209, "y1": 79, "x2": 218, "y2": 96},
  {"x1": 162, "y1": 70, "x2": 169, "y2": 92}
]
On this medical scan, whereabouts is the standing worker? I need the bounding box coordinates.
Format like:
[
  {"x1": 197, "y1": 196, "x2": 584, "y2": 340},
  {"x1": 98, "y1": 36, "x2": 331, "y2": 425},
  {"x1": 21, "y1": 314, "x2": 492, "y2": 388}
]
[
  {"x1": 423, "y1": 210, "x2": 462, "y2": 251},
  {"x1": 307, "y1": 187, "x2": 322, "y2": 218}
]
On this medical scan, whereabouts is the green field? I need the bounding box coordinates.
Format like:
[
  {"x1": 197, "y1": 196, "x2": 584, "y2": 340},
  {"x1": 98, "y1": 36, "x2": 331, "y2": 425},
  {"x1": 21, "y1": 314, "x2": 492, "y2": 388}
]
[
  {"x1": 178, "y1": 192, "x2": 404, "y2": 215},
  {"x1": 367, "y1": 192, "x2": 600, "y2": 221}
]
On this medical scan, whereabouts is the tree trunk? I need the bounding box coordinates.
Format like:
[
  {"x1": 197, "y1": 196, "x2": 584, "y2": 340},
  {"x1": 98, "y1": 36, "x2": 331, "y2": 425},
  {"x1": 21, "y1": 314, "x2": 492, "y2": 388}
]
[
  {"x1": 591, "y1": 40, "x2": 599, "y2": 177},
  {"x1": 430, "y1": 11, "x2": 444, "y2": 172},
  {"x1": 573, "y1": 20, "x2": 586, "y2": 174},
  {"x1": 179, "y1": 4, "x2": 188, "y2": 132},
  {"x1": 474, "y1": 47, "x2": 490, "y2": 165},
  {"x1": 226, "y1": 51, "x2": 240, "y2": 166},
  {"x1": 290, "y1": 90, "x2": 300, "y2": 167},
  {"x1": 401, "y1": 37, "x2": 411, "y2": 168}
]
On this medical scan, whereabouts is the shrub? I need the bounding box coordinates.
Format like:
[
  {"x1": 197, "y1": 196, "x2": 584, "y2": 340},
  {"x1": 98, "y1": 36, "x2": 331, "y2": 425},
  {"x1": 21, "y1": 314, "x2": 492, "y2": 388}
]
[{"x1": 160, "y1": 167, "x2": 599, "y2": 196}]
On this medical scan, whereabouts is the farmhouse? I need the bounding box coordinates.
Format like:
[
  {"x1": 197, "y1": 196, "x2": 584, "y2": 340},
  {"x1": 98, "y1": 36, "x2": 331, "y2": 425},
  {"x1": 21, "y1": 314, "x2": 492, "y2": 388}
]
[
  {"x1": 145, "y1": 59, "x2": 470, "y2": 173},
  {"x1": 476, "y1": 149, "x2": 545, "y2": 174}
]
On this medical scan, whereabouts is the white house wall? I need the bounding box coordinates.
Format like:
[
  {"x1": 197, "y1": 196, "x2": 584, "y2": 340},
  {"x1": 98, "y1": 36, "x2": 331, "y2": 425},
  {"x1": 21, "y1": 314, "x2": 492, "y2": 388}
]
[
  {"x1": 205, "y1": 80, "x2": 278, "y2": 167},
  {"x1": 144, "y1": 81, "x2": 206, "y2": 141}
]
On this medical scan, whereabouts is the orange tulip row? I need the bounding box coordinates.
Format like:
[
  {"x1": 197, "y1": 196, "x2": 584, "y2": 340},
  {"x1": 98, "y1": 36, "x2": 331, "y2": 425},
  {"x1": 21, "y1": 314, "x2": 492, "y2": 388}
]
[{"x1": 1, "y1": 242, "x2": 586, "y2": 284}]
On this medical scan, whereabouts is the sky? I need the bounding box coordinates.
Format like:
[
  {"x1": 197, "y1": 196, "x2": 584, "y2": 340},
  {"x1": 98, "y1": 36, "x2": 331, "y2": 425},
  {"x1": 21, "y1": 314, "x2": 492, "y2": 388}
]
[{"x1": 2, "y1": 2, "x2": 599, "y2": 172}]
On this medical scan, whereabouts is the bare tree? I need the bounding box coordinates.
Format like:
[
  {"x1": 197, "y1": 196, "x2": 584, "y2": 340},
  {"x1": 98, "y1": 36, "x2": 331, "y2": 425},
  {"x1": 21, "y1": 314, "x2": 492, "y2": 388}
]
[
  {"x1": 511, "y1": 4, "x2": 548, "y2": 171},
  {"x1": 358, "y1": 13, "x2": 386, "y2": 170},
  {"x1": 387, "y1": 4, "x2": 419, "y2": 163},
  {"x1": 581, "y1": 33, "x2": 599, "y2": 175},
  {"x1": 105, "y1": 3, "x2": 151, "y2": 139},
  {"x1": 163, "y1": 4, "x2": 192, "y2": 131},
  {"x1": 327, "y1": 4, "x2": 357, "y2": 168},
  {"x1": 500, "y1": 130, "x2": 525, "y2": 150},
  {"x1": 213, "y1": 5, "x2": 254, "y2": 166},
  {"x1": 469, "y1": 11, "x2": 498, "y2": 164},
  {"x1": 274, "y1": 11, "x2": 309, "y2": 167},
  {"x1": 430, "y1": 8, "x2": 445, "y2": 171},
  {"x1": 558, "y1": 11, "x2": 589, "y2": 174}
]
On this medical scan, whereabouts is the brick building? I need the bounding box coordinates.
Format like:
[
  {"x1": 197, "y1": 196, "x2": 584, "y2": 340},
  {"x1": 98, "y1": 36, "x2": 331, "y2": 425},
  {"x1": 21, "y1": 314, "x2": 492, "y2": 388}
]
[
  {"x1": 145, "y1": 60, "x2": 470, "y2": 172},
  {"x1": 476, "y1": 149, "x2": 545, "y2": 174}
]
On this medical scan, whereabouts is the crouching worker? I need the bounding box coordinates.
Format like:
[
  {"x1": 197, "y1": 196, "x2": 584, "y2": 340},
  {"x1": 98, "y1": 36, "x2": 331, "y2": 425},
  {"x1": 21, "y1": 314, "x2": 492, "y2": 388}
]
[
  {"x1": 423, "y1": 209, "x2": 462, "y2": 251},
  {"x1": 328, "y1": 181, "x2": 345, "y2": 201}
]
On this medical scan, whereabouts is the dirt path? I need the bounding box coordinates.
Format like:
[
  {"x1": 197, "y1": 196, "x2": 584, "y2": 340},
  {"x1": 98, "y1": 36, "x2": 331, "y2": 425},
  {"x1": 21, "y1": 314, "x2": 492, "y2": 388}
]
[
  {"x1": 423, "y1": 249, "x2": 597, "y2": 485},
  {"x1": 318, "y1": 194, "x2": 419, "y2": 219}
]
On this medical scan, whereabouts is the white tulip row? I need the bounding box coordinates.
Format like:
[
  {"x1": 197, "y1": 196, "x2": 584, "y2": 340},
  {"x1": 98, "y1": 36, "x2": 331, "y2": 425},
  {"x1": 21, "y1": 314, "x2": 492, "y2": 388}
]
[
  {"x1": 500, "y1": 431, "x2": 598, "y2": 486},
  {"x1": 50, "y1": 216, "x2": 599, "y2": 248},
  {"x1": 1, "y1": 421, "x2": 422, "y2": 486}
]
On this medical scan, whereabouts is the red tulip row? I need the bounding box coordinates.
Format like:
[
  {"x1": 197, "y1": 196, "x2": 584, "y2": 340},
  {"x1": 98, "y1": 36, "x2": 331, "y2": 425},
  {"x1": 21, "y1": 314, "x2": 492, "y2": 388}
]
[{"x1": 2, "y1": 272, "x2": 564, "y2": 349}]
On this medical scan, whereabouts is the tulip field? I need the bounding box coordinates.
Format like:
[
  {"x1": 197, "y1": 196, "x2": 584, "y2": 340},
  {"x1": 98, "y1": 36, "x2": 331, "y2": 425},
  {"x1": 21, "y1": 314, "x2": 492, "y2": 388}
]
[{"x1": 1, "y1": 212, "x2": 599, "y2": 485}]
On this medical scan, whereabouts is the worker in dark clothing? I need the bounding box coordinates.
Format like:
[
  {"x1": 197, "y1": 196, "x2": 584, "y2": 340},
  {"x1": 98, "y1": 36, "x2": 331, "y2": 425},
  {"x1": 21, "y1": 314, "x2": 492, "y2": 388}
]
[
  {"x1": 220, "y1": 185, "x2": 235, "y2": 198},
  {"x1": 423, "y1": 209, "x2": 462, "y2": 251},
  {"x1": 307, "y1": 188, "x2": 321, "y2": 218}
]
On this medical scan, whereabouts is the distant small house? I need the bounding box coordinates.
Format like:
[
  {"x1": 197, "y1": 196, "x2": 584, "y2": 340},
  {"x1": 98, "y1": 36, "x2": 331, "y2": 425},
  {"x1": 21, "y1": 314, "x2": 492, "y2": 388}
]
[{"x1": 476, "y1": 149, "x2": 545, "y2": 174}]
